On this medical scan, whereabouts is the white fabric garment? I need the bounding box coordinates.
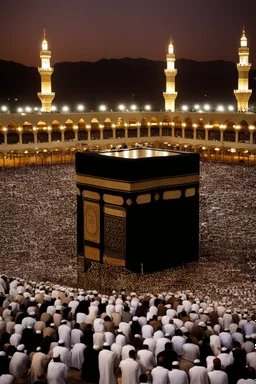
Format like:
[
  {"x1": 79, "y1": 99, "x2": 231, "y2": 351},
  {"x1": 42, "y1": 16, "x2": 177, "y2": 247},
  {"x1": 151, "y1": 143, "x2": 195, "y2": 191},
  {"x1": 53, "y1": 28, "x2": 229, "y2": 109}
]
[
  {"x1": 206, "y1": 355, "x2": 215, "y2": 372},
  {"x1": 98, "y1": 349, "x2": 119, "y2": 384},
  {"x1": 58, "y1": 324, "x2": 71, "y2": 348},
  {"x1": 118, "y1": 322, "x2": 131, "y2": 343},
  {"x1": 151, "y1": 365, "x2": 169, "y2": 384},
  {"x1": 242, "y1": 340, "x2": 255, "y2": 354},
  {"x1": 141, "y1": 324, "x2": 154, "y2": 339},
  {"x1": 9, "y1": 352, "x2": 29, "y2": 379},
  {"x1": 143, "y1": 338, "x2": 156, "y2": 354},
  {"x1": 116, "y1": 334, "x2": 126, "y2": 347},
  {"x1": 153, "y1": 330, "x2": 164, "y2": 341},
  {"x1": 111, "y1": 343, "x2": 122, "y2": 361},
  {"x1": 182, "y1": 343, "x2": 200, "y2": 363},
  {"x1": 155, "y1": 337, "x2": 170, "y2": 359},
  {"x1": 217, "y1": 352, "x2": 232, "y2": 370},
  {"x1": 9, "y1": 333, "x2": 22, "y2": 347},
  {"x1": 166, "y1": 309, "x2": 177, "y2": 319},
  {"x1": 222, "y1": 314, "x2": 233, "y2": 330},
  {"x1": 136, "y1": 349, "x2": 156, "y2": 373},
  {"x1": 93, "y1": 332, "x2": 105, "y2": 350},
  {"x1": 70, "y1": 328, "x2": 83, "y2": 346},
  {"x1": 21, "y1": 316, "x2": 36, "y2": 329},
  {"x1": 94, "y1": 318, "x2": 105, "y2": 333},
  {"x1": 76, "y1": 312, "x2": 87, "y2": 324},
  {"x1": 242, "y1": 321, "x2": 256, "y2": 336},
  {"x1": 208, "y1": 370, "x2": 229, "y2": 384},
  {"x1": 71, "y1": 343, "x2": 86, "y2": 370},
  {"x1": 119, "y1": 357, "x2": 141, "y2": 384},
  {"x1": 168, "y1": 369, "x2": 189, "y2": 384},
  {"x1": 104, "y1": 331, "x2": 115, "y2": 346},
  {"x1": 0, "y1": 375, "x2": 14, "y2": 384},
  {"x1": 121, "y1": 344, "x2": 135, "y2": 361},
  {"x1": 171, "y1": 335, "x2": 186, "y2": 358},
  {"x1": 219, "y1": 331, "x2": 233, "y2": 350},
  {"x1": 52, "y1": 346, "x2": 71, "y2": 368},
  {"x1": 47, "y1": 361, "x2": 68, "y2": 384},
  {"x1": 210, "y1": 335, "x2": 221, "y2": 356},
  {"x1": 189, "y1": 366, "x2": 209, "y2": 384},
  {"x1": 246, "y1": 351, "x2": 256, "y2": 370},
  {"x1": 162, "y1": 323, "x2": 176, "y2": 337}
]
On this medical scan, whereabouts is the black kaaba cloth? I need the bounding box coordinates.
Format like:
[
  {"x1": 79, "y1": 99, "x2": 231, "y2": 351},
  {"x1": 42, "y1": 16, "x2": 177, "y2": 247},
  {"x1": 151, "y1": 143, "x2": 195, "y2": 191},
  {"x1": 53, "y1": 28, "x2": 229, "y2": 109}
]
[{"x1": 76, "y1": 148, "x2": 200, "y2": 273}]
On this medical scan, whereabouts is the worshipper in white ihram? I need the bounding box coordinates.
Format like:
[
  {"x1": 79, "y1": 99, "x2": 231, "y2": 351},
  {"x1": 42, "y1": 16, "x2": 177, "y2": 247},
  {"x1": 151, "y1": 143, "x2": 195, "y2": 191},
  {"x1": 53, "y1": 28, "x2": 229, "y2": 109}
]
[
  {"x1": 52, "y1": 340, "x2": 71, "y2": 368},
  {"x1": 9, "y1": 344, "x2": 29, "y2": 379},
  {"x1": 150, "y1": 356, "x2": 169, "y2": 384},
  {"x1": 58, "y1": 320, "x2": 71, "y2": 348},
  {"x1": 119, "y1": 349, "x2": 141, "y2": 384},
  {"x1": 136, "y1": 344, "x2": 156, "y2": 374},
  {"x1": 207, "y1": 357, "x2": 228, "y2": 384},
  {"x1": 189, "y1": 359, "x2": 209, "y2": 384},
  {"x1": 98, "y1": 342, "x2": 119, "y2": 384},
  {"x1": 46, "y1": 350, "x2": 68, "y2": 384},
  {"x1": 70, "y1": 342, "x2": 86, "y2": 370},
  {"x1": 168, "y1": 361, "x2": 188, "y2": 384}
]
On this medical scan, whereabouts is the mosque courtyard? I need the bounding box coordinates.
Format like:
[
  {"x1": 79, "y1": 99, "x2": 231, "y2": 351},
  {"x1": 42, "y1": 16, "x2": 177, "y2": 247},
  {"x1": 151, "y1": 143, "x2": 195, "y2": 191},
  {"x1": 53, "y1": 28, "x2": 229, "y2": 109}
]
[{"x1": 0, "y1": 160, "x2": 255, "y2": 311}]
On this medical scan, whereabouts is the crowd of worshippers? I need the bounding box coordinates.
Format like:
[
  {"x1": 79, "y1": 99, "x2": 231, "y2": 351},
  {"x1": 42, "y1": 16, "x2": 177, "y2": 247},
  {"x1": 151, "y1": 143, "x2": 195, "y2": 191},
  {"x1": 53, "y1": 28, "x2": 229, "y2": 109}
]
[{"x1": 1, "y1": 277, "x2": 256, "y2": 383}]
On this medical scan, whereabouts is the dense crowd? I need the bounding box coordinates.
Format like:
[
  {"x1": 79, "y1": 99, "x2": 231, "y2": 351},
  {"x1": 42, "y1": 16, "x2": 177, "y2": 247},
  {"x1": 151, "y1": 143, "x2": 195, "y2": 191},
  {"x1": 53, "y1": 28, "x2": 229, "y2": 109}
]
[
  {"x1": 1, "y1": 279, "x2": 256, "y2": 383},
  {"x1": 0, "y1": 162, "x2": 255, "y2": 309}
]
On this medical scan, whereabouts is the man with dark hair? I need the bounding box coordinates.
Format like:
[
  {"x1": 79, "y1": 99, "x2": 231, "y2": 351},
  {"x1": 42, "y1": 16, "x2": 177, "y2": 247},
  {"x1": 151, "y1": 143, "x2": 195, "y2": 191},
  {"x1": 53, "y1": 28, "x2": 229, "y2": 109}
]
[
  {"x1": 156, "y1": 342, "x2": 177, "y2": 370},
  {"x1": 151, "y1": 355, "x2": 169, "y2": 384},
  {"x1": 208, "y1": 357, "x2": 228, "y2": 383},
  {"x1": 47, "y1": 352, "x2": 68, "y2": 384},
  {"x1": 119, "y1": 349, "x2": 141, "y2": 384}
]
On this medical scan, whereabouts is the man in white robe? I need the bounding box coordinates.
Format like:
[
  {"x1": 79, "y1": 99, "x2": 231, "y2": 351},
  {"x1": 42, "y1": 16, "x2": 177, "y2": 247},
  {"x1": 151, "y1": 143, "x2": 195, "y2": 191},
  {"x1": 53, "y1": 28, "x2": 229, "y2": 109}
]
[
  {"x1": 58, "y1": 320, "x2": 71, "y2": 348},
  {"x1": 119, "y1": 349, "x2": 141, "y2": 384},
  {"x1": 52, "y1": 340, "x2": 71, "y2": 368},
  {"x1": 46, "y1": 352, "x2": 68, "y2": 384},
  {"x1": 98, "y1": 343, "x2": 119, "y2": 384},
  {"x1": 189, "y1": 359, "x2": 209, "y2": 384},
  {"x1": 151, "y1": 358, "x2": 169, "y2": 384},
  {"x1": 71, "y1": 342, "x2": 86, "y2": 370},
  {"x1": 70, "y1": 323, "x2": 83, "y2": 347},
  {"x1": 168, "y1": 361, "x2": 188, "y2": 384},
  {"x1": 136, "y1": 345, "x2": 156, "y2": 374},
  {"x1": 208, "y1": 357, "x2": 228, "y2": 384},
  {"x1": 9, "y1": 344, "x2": 29, "y2": 379}
]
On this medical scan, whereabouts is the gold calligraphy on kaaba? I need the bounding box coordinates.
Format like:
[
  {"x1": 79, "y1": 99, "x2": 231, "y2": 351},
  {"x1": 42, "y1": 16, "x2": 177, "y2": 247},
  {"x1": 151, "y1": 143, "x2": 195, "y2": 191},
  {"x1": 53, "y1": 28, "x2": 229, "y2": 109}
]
[{"x1": 83, "y1": 201, "x2": 100, "y2": 243}]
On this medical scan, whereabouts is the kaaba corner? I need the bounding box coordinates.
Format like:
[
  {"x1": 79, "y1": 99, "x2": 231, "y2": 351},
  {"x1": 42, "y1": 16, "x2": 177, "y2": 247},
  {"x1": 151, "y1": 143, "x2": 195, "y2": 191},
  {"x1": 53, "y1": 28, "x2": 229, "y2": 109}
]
[{"x1": 76, "y1": 148, "x2": 200, "y2": 273}]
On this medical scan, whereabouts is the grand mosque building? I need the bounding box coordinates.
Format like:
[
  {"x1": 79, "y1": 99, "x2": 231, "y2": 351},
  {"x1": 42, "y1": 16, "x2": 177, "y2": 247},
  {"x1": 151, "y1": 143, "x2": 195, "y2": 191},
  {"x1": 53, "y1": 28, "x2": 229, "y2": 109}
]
[{"x1": 0, "y1": 30, "x2": 255, "y2": 166}]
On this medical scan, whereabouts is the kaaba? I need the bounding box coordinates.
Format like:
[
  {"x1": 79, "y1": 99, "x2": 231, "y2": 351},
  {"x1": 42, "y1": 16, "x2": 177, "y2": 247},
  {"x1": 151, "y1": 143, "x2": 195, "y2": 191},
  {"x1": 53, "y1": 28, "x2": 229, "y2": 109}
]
[{"x1": 76, "y1": 148, "x2": 200, "y2": 273}]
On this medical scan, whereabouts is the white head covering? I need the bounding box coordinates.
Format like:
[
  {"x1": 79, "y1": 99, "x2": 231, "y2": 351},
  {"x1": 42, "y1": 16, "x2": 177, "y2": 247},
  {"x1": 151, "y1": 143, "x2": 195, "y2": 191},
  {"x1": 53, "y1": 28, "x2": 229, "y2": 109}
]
[{"x1": 17, "y1": 344, "x2": 25, "y2": 351}]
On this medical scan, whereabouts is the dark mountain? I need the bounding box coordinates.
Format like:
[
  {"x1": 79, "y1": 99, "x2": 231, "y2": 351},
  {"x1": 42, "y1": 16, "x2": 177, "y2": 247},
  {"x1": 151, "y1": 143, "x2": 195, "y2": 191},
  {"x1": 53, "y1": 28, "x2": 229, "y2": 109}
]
[{"x1": 0, "y1": 57, "x2": 256, "y2": 110}]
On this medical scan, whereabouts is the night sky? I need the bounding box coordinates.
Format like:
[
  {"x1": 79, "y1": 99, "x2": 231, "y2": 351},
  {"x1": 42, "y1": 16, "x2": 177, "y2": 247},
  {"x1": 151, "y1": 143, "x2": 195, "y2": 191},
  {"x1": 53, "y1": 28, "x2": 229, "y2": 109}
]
[{"x1": 0, "y1": 0, "x2": 256, "y2": 67}]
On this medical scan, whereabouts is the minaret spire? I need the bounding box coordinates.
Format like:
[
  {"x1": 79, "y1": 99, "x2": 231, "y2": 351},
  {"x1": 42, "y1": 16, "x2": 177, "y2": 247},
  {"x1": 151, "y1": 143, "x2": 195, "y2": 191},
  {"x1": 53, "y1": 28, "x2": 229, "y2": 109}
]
[
  {"x1": 163, "y1": 36, "x2": 177, "y2": 111},
  {"x1": 37, "y1": 30, "x2": 55, "y2": 112},
  {"x1": 234, "y1": 28, "x2": 252, "y2": 112}
]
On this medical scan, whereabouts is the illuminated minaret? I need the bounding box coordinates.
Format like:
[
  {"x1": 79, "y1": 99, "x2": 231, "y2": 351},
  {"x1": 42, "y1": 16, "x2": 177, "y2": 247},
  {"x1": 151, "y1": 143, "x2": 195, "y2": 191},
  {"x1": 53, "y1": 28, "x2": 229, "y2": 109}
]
[
  {"x1": 37, "y1": 30, "x2": 55, "y2": 112},
  {"x1": 163, "y1": 38, "x2": 177, "y2": 111},
  {"x1": 234, "y1": 28, "x2": 252, "y2": 112}
]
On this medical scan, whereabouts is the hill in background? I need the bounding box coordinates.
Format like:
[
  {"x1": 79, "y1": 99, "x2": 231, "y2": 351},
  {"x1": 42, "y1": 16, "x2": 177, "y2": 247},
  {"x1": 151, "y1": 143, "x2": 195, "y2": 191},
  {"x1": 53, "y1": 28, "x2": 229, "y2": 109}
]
[{"x1": 0, "y1": 57, "x2": 256, "y2": 110}]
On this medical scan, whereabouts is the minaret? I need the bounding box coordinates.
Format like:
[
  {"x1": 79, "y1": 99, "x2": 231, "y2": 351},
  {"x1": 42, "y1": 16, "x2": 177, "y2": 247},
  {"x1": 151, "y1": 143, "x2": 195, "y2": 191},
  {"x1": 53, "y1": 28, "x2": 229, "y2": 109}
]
[
  {"x1": 234, "y1": 28, "x2": 252, "y2": 112},
  {"x1": 163, "y1": 37, "x2": 177, "y2": 111},
  {"x1": 37, "y1": 30, "x2": 55, "y2": 112}
]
